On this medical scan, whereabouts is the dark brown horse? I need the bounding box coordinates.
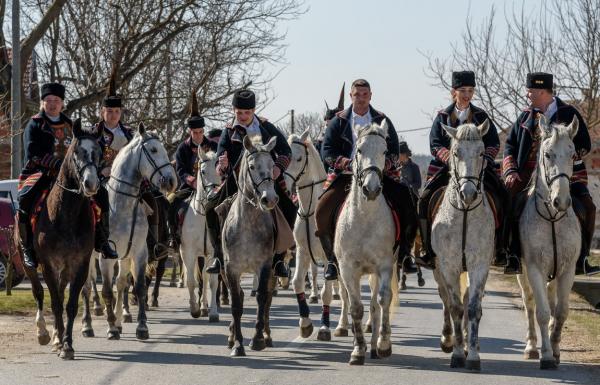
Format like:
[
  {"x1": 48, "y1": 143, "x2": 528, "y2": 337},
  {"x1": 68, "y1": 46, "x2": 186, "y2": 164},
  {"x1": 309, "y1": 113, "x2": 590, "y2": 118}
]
[{"x1": 17, "y1": 120, "x2": 102, "y2": 360}]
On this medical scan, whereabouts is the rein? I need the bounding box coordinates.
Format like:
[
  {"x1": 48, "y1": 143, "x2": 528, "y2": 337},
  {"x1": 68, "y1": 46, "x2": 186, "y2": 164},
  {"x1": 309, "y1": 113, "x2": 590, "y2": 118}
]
[
  {"x1": 353, "y1": 131, "x2": 387, "y2": 188},
  {"x1": 56, "y1": 136, "x2": 101, "y2": 195}
]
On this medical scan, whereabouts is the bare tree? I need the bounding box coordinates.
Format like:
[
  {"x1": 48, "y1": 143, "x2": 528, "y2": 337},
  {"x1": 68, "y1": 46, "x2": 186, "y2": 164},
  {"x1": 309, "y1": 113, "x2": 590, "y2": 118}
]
[
  {"x1": 279, "y1": 111, "x2": 323, "y2": 139},
  {"x1": 422, "y1": 0, "x2": 600, "y2": 134}
]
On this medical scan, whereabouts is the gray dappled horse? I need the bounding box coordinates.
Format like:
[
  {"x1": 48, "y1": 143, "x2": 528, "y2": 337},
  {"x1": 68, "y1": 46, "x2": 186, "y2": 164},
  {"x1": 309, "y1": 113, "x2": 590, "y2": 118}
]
[
  {"x1": 517, "y1": 116, "x2": 581, "y2": 370},
  {"x1": 431, "y1": 120, "x2": 494, "y2": 371},
  {"x1": 19, "y1": 119, "x2": 102, "y2": 359},
  {"x1": 222, "y1": 135, "x2": 279, "y2": 357},
  {"x1": 99, "y1": 123, "x2": 176, "y2": 340}
]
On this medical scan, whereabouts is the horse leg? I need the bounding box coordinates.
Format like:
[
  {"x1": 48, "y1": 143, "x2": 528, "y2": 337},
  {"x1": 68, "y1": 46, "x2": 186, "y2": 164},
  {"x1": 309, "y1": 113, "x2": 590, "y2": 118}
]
[
  {"x1": 206, "y1": 262, "x2": 220, "y2": 322},
  {"x1": 291, "y1": 247, "x2": 313, "y2": 337},
  {"x1": 151, "y1": 257, "x2": 167, "y2": 307},
  {"x1": 80, "y1": 270, "x2": 94, "y2": 338},
  {"x1": 550, "y1": 271, "x2": 575, "y2": 366},
  {"x1": 198, "y1": 257, "x2": 210, "y2": 317},
  {"x1": 219, "y1": 273, "x2": 229, "y2": 305},
  {"x1": 417, "y1": 266, "x2": 425, "y2": 287},
  {"x1": 251, "y1": 274, "x2": 258, "y2": 297},
  {"x1": 264, "y1": 272, "x2": 276, "y2": 347},
  {"x1": 28, "y1": 270, "x2": 50, "y2": 345},
  {"x1": 334, "y1": 279, "x2": 350, "y2": 337},
  {"x1": 115, "y1": 261, "x2": 131, "y2": 331},
  {"x1": 91, "y1": 258, "x2": 104, "y2": 316},
  {"x1": 517, "y1": 267, "x2": 538, "y2": 359},
  {"x1": 99, "y1": 258, "x2": 120, "y2": 339},
  {"x1": 465, "y1": 269, "x2": 487, "y2": 371},
  {"x1": 433, "y1": 268, "x2": 454, "y2": 353},
  {"x1": 340, "y1": 267, "x2": 366, "y2": 365},
  {"x1": 368, "y1": 274, "x2": 381, "y2": 358},
  {"x1": 133, "y1": 258, "x2": 150, "y2": 340},
  {"x1": 376, "y1": 268, "x2": 393, "y2": 359},
  {"x1": 525, "y1": 265, "x2": 555, "y2": 369},
  {"x1": 309, "y1": 262, "x2": 319, "y2": 303},
  {"x1": 250, "y1": 263, "x2": 270, "y2": 351},
  {"x1": 61, "y1": 261, "x2": 90, "y2": 360},
  {"x1": 181, "y1": 245, "x2": 200, "y2": 318},
  {"x1": 318, "y1": 279, "x2": 333, "y2": 341},
  {"x1": 226, "y1": 269, "x2": 245, "y2": 356},
  {"x1": 444, "y1": 271, "x2": 466, "y2": 368},
  {"x1": 40, "y1": 267, "x2": 64, "y2": 352},
  {"x1": 332, "y1": 279, "x2": 341, "y2": 300}
]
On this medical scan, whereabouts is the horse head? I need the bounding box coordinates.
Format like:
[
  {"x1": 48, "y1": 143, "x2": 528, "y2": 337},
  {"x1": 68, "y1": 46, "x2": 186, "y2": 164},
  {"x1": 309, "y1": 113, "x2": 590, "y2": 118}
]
[
  {"x1": 135, "y1": 122, "x2": 177, "y2": 195},
  {"x1": 355, "y1": 121, "x2": 388, "y2": 201},
  {"x1": 537, "y1": 115, "x2": 578, "y2": 212},
  {"x1": 197, "y1": 148, "x2": 220, "y2": 196},
  {"x1": 242, "y1": 135, "x2": 278, "y2": 211},
  {"x1": 69, "y1": 118, "x2": 102, "y2": 197},
  {"x1": 441, "y1": 120, "x2": 489, "y2": 206},
  {"x1": 285, "y1": 128, "x2": 313, "y2": 187}
]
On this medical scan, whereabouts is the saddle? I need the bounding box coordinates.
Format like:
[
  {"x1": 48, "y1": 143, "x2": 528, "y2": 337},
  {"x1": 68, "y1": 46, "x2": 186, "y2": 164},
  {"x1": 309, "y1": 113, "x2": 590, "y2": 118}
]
[
  {"x1": 428, "y1": 186, "x2": 500, "y2": 229},
  {"x1": 334, "y1": 198, "x2": 401, "y2": 244},
  {"x1": 29, "y1": 188, "x2": 100, "y2": 234}
]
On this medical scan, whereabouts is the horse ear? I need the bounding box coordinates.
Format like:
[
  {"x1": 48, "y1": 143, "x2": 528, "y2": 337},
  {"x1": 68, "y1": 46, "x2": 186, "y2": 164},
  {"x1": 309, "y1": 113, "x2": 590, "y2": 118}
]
[
  {"x1": 380, "y1": 118, "x2": 388, "y2": 132},
  {"x1": 478, "y1": 119, "x2": 490, "y2": 137},
  {"x1": 243, "y1": 134, "x2": 255, "y2": 152},
  {"x1": 198, "y1": 147, "x2": 208, "y2": 162},
  {"x1": 441, "y1": 123, "x2": 457, "y2": 139},
  {"x1": 300, "y1": 128, "x2": 310, "y2": 142},
  {"x1": 72, "y1": 118, "x2": 83, "y2": 138},
  {"x1": 567, "y1": 115, "x2": 579, "y2": 140},
  {"x1": 265, "y1": 136, "x2": 277, "y2": 152},
  {"x1": 539, "y1": 115, "x2": 553, "y2": 139},
  {"x1": 138, "y1": 122, "x2": 146, "y2": 135}
]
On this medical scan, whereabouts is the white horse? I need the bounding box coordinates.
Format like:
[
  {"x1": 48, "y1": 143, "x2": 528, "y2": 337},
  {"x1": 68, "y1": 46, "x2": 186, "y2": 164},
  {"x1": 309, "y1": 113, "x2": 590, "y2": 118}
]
[
  {"x1": 179, "y1": 149, "x2": 220, "y2": 322},
  {"x1": 335, "y1": 122, "x2": 397, "y2": 365},
  {"x1": 99, "y1": 123, "x2": 177, "y2": 340},
  {"x1": 286, "y1": 130, "x2": 349, "y2": 341},
  {"x1": 517, "y1": 116, "x2": 581, "y2": 370},
  {"x1": 431, "y1": 120, "x2": 494, "y2": 371}
]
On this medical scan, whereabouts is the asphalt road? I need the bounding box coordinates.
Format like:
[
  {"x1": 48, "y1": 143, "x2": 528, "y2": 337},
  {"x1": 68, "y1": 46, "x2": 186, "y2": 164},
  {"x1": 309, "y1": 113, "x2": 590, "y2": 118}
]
[{"x1": 1, "y1": 271, "x2": 598, "y2": 385}]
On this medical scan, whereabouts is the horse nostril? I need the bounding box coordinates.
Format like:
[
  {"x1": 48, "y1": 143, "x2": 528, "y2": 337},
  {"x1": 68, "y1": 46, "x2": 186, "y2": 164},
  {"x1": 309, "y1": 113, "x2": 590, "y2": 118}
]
[
  {"x1": 84, "y1": 180, "x2": 92, "y2": 190},
  {"x1": 362, "y1": 186, "x2": 369, "y2": 197},
  {"x1": 260, "y1": 197, "x2": 269, "y2": 206},
  {"x1": 552, "y1": 197, "x2": 561, "y2": 209}
]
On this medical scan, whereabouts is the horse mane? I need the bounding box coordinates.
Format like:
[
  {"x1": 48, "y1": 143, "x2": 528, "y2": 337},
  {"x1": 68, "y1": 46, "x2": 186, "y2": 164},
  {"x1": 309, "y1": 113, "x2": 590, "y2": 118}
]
[
  {"x1": 357, "y1": 122, "x2": 387, "y2": 140},
  {"x1": 453, "y1": 123, "x2": 482, "y2": 142}
]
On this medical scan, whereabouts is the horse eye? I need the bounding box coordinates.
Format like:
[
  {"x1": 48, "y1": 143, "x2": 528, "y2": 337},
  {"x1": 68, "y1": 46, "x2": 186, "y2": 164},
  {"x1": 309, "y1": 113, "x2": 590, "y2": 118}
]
[
  {"x1": 357, "y1": 149, "x2": 362, "y2": 155},
  {"x1": 544, "y1": 152, "x2": 551, "y2": 158},
  {"x1": 151, "y1": 147, "x2": 158, "y2": 153},
  {"x1": 249, "y1": 164, "x2": 255, "y2": 170},
  {"x1": 296, "y1": 157, "x2": 302, "y2": 162}
]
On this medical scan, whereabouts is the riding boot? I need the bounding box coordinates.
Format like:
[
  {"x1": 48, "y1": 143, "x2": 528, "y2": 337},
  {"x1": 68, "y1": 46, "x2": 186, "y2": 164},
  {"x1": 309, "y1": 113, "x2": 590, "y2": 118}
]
[
  {"x1": 504, "y1": 217, "x2": 522, "y2": 275},
  {"x1": 167, "y1": 200, "x2": 180, "y2": 250},
  {"x1": 147, "y1": 221, "x2": 166, "y2": 263},
  {"x1": 493, "y1": 215, "x2": 509, "y2": 267},
  {"x1": 318, "y1": 234, "x2": 338, "y2": 281},
  {"x1": 414, "y1": 219, "x2": 436, "y2": 270},
  {"x1": 272, "y1": 252, "x2": 289, "y2": 278},
  {"x1": 575, "y1": 231, "x2": 600, "y2": 275},
  {"x1": 206, "y1": 222, "x2": 224, "y2": 274},
  {"x1": 96, "y1": 212, "x2": 118, "y2": 259},
  {"x1": 18, "y1": 211, "x2": 37, "y2": 269}
]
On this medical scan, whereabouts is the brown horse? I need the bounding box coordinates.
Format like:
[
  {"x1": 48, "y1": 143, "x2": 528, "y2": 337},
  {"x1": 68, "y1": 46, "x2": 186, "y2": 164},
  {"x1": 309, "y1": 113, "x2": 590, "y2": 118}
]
[{"x1": 17, "y1": 119, "x2": 102, "y2": 360}]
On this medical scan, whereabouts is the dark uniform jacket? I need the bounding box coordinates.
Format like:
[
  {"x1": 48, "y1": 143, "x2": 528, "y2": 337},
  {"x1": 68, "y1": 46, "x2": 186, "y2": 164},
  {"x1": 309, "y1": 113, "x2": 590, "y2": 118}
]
[
  {"x1": 428, "y1": 102, "x2": 499, "y2": 178},
  {"x1": 503, "y1": 97, "x2": 590, "y2": 186},
  {"x1": 399, "y1": 159, "x2": 422, "y2": 195},
  {"x1": 320, "y1": 105, "x2": 399, "y2": 178},
  {"x1": 18, "y1": 111, "x2": 73, "y2": 197},
  {"x1": 95, "y1": 121, "x2": 134, "y2": 175},
  {"x1": 175, "y1": 136, "x2": 217, "y2": 190},
  {"x1": 216, "y1": 116, "x2": 291, "y2": 176}
]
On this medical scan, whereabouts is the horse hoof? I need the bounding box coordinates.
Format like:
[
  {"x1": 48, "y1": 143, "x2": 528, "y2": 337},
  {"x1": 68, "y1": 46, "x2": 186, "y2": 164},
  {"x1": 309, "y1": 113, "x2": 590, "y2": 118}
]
[
  {"x1": 250, "y1": 337, "x2": 266, "y2": 351},
  {"x1": 191, "y1": 308, "x2": 201, "y2": 318},
  {"x1": 220, "y1": 297, "x2": 230, "y2": 306},
  {"x1": 94, "y1": 308, "x2": 104, "y2": 316},
  {"x1": 466, "y1": 359, "x2": 481, "y2": 371},
  {"x1": 250, "y1": 290, "x2": 257, "y2": 297},
  {"x1": 554, "y1": 355, "x2": 560, "y2": 366},
  {"x1": 400, "y1": 283, "x2": 407, "y2": 291},
  {"x1": 540, "y1": 359, "x2": 558, "y2": 370},
  {"x1": 334, "y1": 328, "x2": 348, "y2": 337},
  {"x1": 200, "y1": 308, "x2": 209, "y2": 317},
  {"x1": 265, "y1": 337, "x2": 273, "y2": 348},
  {"x1": 450, "y1": 356, "x2": 466, "y2": 368},
  {"x1": 123, "y1": 314, "x2": 133, "y2": 323},
  {"x1": 230, "y1": 345, "x2": 246, "y2": 357},
  {"x1": 59, "y1": 347, "x2": 75, "y2": 360},
  {"x1": 209, "y1": 314, "x2": 220, "y2": 323},
  {"x1": 51, "y1": 343, "x2": 62, "y2": 353},
  {"x1": 440, "y1": 341, "x2": 453, "y2": 354},
  {"x1": 349, "y1": 355, "x2": 365, "y2": 365},
  {"x1": 377, "y1": 347, "x2": 392, "y2": 358},
  {"x1": 309, "y1": 296, "x2": 318, "y2": 304},
  {"x1": 81, "y1": 329, "x2": 95, "y2": 338},
  {"x1": 370, "y1": 349, "x2": 379, "y2": 359},
  {"x1": 227, "y1": 339, "x2": 235, "y2": 349},
  {"x1": 300, "y1": 323, "x2": 314, "y2": 338},
  {"x1": 107, "y1": 330, "x2": 120, "y2": 340},
  {"x1": 136, "y1": 329, "x2": 149, "y2": 340},
  {"x1": 177, "y1": 282, "x2": 184, "y2": 288},
  {"x1": 524, "y1": 350, "x2": 539, "y2": 360},
  {"x1": 169, "y1": 282, "x2": 176, "y2": 288},
  {"x1": 333, "y1": 294, "x2": 341, "y2": 301},
  {"x1": 317, "y1": 329, "x2": 331, "y2": 341},
  {"x1": 117, "y1": 326, "x2": 123, "y2": 334},
  {"x1": 151, "y1": 298, "x2": 159, "y2": 308},
  {"x1": 418, "y1": 278, "x2": 425, "y2": 287},
  {"x1": 37, "y1": 333, "x2": 51, "y2": 345},
  {"x1": 364, "y1": 324, "x2": 372, "y2": 334}
]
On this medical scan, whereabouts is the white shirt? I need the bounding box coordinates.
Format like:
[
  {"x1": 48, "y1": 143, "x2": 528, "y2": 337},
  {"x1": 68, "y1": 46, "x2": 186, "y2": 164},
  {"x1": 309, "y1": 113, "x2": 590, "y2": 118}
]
[
  {"x1": 234, "y1": 116, "x2": 261, "y2": 137},
  {"x1": 104, "y1": 123, "x2": 128, "y2": 151},
  {"x1": 544, "y1": 97, "x2": 558, "y2": 120},
  {"x1": 455, "y1": 105, "x2": 470, "y2": 124},
  {"x1": 350, "y1": 109, "x2": 372, "y2": 159}
]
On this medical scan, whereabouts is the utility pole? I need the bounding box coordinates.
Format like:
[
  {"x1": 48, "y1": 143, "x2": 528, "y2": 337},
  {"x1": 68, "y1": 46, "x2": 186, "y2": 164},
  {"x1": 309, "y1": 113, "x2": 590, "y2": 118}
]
[
  {"x1": 290, "y1": 109, "x2": 294, "y2": 134},
  {"x1": 11, "y1": 0, "x2": 22, "y2": 178}
]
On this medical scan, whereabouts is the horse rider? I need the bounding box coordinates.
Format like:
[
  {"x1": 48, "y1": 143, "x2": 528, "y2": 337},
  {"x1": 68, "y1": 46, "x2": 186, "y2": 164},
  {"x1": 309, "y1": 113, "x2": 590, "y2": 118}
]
[
  {"x1": 398, "y1": 141, "x2": 421, "y2": 273},
  {"x1": 416, "y1": 71, "x2": 509, "y2": 271},
  {"x1": 167, "y1": 92, "x2": 218, "y2": 250},
  {"x1": 205, "y1": 89, "x2": 297, "y2": 277},
  {"x1": 17, "y1": 82, "x2": 73, "y2": 269},
  {"x1": 315, "y1": 78, "x2": 418, "y2": 281},
  {"x1": 92, "y1": 83, "x2": 132, "y2": 260},
  {"x1": 503, "y1": 72, "x2": 600, "y2": 275}
]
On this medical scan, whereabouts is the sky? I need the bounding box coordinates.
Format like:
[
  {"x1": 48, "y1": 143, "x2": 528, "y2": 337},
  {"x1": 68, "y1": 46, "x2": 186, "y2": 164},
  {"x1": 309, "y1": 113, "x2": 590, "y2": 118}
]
[{"x1": 261, "y1": 0, "x2": 542, "y2": 155}]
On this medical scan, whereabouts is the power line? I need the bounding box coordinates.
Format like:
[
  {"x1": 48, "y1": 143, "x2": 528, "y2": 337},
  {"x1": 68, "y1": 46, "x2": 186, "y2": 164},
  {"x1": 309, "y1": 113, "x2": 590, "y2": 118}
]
[{"x1": 397, "y1": 126, "x2": 430, "y2": 133}]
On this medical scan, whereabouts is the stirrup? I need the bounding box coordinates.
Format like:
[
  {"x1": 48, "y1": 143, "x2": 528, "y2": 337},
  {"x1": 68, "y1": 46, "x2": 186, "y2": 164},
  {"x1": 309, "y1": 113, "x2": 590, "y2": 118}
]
[
  {"x1": 414, "y1": 255, "x2": 435, "y2": 270},
  {"x1": 206, "y1": 257, "x2": 222, "y2": 274},
  {"x1": 100, "y1": 240, "x2": 118, "y2": 259},
  {"x1": 324, "y1": 262, "x2": 338, "y2": 281},
  {"x1": 503, "y1": 254, "x2": 522, "y2": 275},
  {"x1": 272, "y1": 260, "x2": 288, "y2": 278},
  {"x1": 576, "y1": 257, "x2": 600, "y2": 276}
]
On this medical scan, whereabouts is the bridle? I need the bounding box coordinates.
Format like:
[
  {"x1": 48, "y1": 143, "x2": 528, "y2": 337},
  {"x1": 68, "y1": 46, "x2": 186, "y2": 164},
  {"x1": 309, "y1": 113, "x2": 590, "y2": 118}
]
[
  {"x1": 56, "y1": 135, "x2": 100, "y2": 195},
  {"x1": 284, "y1": 140, "x2": 327, "y2": 192},
  {"x1": 235, "y1": 149, "x2": 275, "y2": 208},
  {"x1": 190, "y1": 157, "x2": 219, "y2": 215},
  {"x1": 353, "y1": 131, "x2": 386, "y2": 188}
]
